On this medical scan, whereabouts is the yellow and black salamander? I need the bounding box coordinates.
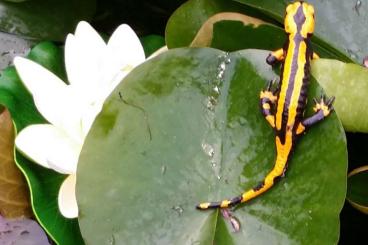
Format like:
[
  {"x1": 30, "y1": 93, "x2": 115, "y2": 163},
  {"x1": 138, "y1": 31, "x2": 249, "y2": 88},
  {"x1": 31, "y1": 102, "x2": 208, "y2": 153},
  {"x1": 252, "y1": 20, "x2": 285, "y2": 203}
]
[{"x1": 197, "y1": 1, "x2": 335, "y2": 210}]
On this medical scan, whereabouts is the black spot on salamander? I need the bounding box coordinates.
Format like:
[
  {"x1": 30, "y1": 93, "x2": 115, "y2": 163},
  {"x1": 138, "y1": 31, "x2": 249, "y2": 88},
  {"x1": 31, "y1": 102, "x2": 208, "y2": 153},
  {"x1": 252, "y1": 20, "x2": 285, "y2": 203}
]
[{"x1": 253, "y1": 181, "x2": 265, "y2": 191}]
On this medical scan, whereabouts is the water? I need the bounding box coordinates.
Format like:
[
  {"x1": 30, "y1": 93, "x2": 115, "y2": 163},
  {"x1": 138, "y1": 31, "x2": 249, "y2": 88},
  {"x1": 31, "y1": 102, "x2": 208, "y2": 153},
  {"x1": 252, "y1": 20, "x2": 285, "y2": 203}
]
[
  {"x1": 201, "y1": 53, "x2": 233, "y2": 181},
  {"x1": 216, "y1": 53, "x2": 230, "y2": 80},
  {"x1": 205, "y1": 53, "x2": 231, "y2": 111}
]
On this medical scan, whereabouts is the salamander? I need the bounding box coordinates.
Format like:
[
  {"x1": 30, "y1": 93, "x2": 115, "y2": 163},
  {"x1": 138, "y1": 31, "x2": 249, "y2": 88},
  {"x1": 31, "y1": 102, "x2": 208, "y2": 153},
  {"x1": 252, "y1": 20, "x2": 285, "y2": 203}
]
[{"x1": 197, "y1": 1, "x2": 334, "y2": 210}]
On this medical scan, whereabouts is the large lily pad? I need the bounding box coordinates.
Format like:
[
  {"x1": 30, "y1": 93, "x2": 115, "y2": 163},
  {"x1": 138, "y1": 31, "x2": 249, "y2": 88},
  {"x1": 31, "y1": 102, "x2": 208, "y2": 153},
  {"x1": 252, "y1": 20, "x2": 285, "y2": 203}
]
[
  {"x1": 234, "y1": 0, "x2": 368, "y2": 63},
  {"x1": 77, "y1": 48, "x2": 347, "y2": 244}
]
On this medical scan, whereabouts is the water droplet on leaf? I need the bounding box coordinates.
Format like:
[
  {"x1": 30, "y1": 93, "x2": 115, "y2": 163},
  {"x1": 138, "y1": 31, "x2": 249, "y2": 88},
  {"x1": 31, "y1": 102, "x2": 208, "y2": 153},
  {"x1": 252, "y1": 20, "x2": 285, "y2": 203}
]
[
  {"x1": 238, "y1": 153, "x2": 248, "y2": 162},
  {"x1": 354, "y1": 0, "x2": 362, "y2": 15},
  {"x1": 108, "y1": 235, "x2": 115, "y2": 245},
  {"x1": 217, "y1": 70, "x2": 224, "y2": 79},
  {"x1": 172, "y1": 205, "x2": 184, "y2": 216},
  {"x1": 238, "y1": 117, "x2": 247, "y2": 125},
  {"x1": 228, "y1": 120, "x2": 238, "y2": 129},
  {"x1": 202, "y1": 143, "x2": 215, "y2": 158},
  {"x1": 206, "y1": 96, "x2": 217, "y2": 111},
  {"x1": 161, "y1": 165, "x2": 166, "y2": 175},
  {"x1": 213, "y1": 86, "x2": 220, "y2": 95},
  {"x1": 219, "y1": 62, "x2": 226, "y2": 70}
]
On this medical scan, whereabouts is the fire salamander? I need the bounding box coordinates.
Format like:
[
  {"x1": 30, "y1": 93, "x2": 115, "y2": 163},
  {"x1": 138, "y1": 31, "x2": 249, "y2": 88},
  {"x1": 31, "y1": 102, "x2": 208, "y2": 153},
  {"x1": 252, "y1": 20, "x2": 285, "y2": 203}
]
[{"x1": 197, "y1": 1, "x2": 335, "y2": 210}]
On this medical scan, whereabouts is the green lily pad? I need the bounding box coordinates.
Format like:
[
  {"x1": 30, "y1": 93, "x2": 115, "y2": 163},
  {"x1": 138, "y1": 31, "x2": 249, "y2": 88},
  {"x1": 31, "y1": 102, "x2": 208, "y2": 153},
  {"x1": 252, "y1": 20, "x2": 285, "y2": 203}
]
[
  {"x1": 166, "y1": 0, "x2": 352, "y2": 63},
  {"x1": 77, "y1": 48, "x2": 347, "y2": 244},
  {"x1": 0, "y1": 0, "x2": 96, "y2": 41},
  {"x1": 311, "y1": 59, "x2": 368, "y2": 133},
  {"x1": 0, "y1": 42, "x2": 83, "y2": 244},
  {"x1": 165, "y1": 0, "x2": 262, "y2": 49},
  {"x1": 347, "y1": 166, "x2": 368, "y2": 214},
  {"x1": 234, "y1": 0, "x2": 368, "y2": 63},
  {"x1": 190, "y1": 12, "x2": 348, "y2": 61}
]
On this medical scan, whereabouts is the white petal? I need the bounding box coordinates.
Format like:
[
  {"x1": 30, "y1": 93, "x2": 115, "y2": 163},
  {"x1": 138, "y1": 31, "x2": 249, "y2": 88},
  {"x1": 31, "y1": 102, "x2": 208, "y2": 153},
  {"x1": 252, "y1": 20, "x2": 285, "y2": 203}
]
[
  {"x1": 14, "y1": 57, "x2": 70, "y2": 125},
  {"x1": 14, "y1": 57, "x2": 93, "y2": 141},
  {"x1": 58, "y1": 174, "x2": 78, "y2": 218},
  {"x1": 14, "y1": 57, "x2": 66, "y2": 94},
  {"x1": 65, "y1": 21, "x2": 106, "y2": 92},
  {"x1": 52, "y1": 87, "x2": 96, "y2": 142},
  {"x1": 13, "y1": 57, "x2": 82, "y2": 138},
  {"x1": 15, "y1": 124, "x2": 81, "y2": 174},
  {"x1": 107, "y1": 24, "x2": 145, "y2": 68},
  {"x1": 79, "y1": 100, "x2": 103, "y2": 137},
  {"x1": 102, "y1": 24, "x2": 145, "y2": 91}
]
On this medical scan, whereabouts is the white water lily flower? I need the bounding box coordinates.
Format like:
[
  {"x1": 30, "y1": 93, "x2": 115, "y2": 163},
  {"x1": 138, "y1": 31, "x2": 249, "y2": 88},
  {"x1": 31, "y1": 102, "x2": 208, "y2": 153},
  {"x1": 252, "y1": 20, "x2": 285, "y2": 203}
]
[{"x1": 14, "y1": 21, "x2": 145, "y2": 218}]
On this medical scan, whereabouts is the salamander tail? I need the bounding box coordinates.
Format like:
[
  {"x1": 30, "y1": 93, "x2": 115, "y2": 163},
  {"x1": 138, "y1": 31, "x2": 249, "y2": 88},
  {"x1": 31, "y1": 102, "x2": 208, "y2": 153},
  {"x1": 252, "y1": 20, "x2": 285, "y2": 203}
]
[{"x1": 196, "y1": 196, "x2": 243, "y2": 210}]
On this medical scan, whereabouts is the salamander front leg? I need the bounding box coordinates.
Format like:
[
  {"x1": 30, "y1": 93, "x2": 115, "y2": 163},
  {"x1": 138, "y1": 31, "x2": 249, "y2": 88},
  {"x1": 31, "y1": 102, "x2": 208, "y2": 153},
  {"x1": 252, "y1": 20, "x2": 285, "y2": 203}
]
[
  {"x1": 266, "y1": 48, "x2": 285, "y2": 65},
  {"x1": 260, "y1": 80, "x2": 278, "y2": 128},
  {"x1": 296, "y1": 95, "x2": 335, "y2": 135},
  {"x1": 312, "y1": 52, "x2": 320, "y2": 60}
]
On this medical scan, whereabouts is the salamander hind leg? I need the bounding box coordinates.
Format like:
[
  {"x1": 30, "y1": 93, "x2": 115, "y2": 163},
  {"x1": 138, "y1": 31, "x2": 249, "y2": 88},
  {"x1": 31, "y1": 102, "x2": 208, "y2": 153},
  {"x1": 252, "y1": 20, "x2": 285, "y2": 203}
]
[
  {"x1": 296, "y1": 95, "x2": 335, "y2": 135},
  {"x1": 313, "y1": 95, "x2": 335, "y2": 116}
]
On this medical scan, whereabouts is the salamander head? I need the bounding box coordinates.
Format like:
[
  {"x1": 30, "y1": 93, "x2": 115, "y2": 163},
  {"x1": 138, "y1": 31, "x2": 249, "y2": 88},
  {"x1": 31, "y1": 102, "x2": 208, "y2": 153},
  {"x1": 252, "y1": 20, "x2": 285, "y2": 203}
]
[{"x1": 284, "y1": 1, "x2": 315, "y2": 38}]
